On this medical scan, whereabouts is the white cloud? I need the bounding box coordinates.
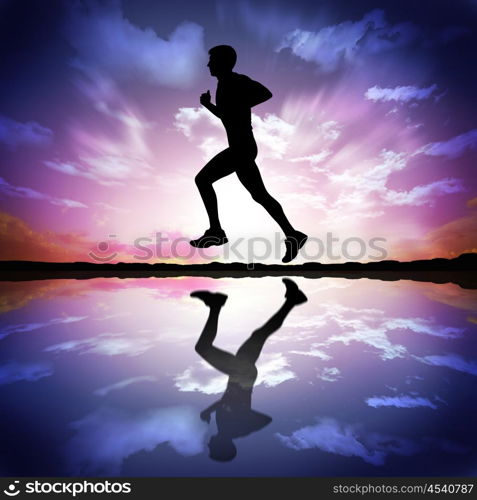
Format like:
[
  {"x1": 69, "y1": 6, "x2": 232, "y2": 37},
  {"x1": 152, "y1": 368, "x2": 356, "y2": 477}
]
[
  {"x1": 276, "y1": 10, "x2": 418, "y2": 72},
  {"x1": 382, "y1": 178, "x2": 464, "y2": 206},
  {"x1": 45, "y1": 332, "x2": 155, "y2": 357},
  {"x1": 173, "y1": 106, "x2": 226, "y2": 159},
  {"x1": 66, "y1": 1, "x2": 206, "y2": 89},
  {"x1": 0, "y1": 315, "x2": 87, "y2": 340},
  {"x1": 287, "y1": 304, "x2": 468, "y2": 364},
  {"x1": 174, "y1": 362, "x2": 226, "y2": 395},
  {"x1": 173, "y1": 106, "x2": 222, "y2": 138},
  {"x1": 285, "y1": 304, "x2": 405, "y2": 361},
  {"x1": 277, "y1": 417, "x2": 419, "y2": 465},
  {"x1": 319, "y1": 304, "x2": 406, "y2": 360},
  {"x1": 94, "y1": 376, "x2": 157, "y2": 396},
  {"x1": 330, "y1": 150, "x2": 407, "y2": 192},
  {"x1": 290, "y1": 348, "x2": 332, "y2": 360},
  {"x1": 44, "y1": 155, "x2": 153, "y2": 186},
  {"x1": 94, "y1": 202, "x2": 131, "y2": 213},
  {"x1": 381, "y1": 318, "x2": 464, "y2": 339},
  {"x1": 277, "y1": 418, "x2": 384, "y2": 465},
  {"x1": 419, "y1": 129, "x2": 477, "y2": 159},
  {"x1": 0, "y1": 115, "x2": 53, "y2": 150},
  {"x1": 174, "y1": 107, "x2": 295, "y2": 159},
  {"x1": 366, "y1": 395, "x2": 438, "y2": 409},
  {"x1": 0, "y1": 361, "x2": 53, "y2": 386},
  {"x1": 318, "y1": 367, "x2": 341, "y2": 382},
  {"x1": 93, "y1": 100, "x2": 155, "y2": 129},
  {"x1": 321, "y1": 326, "x2": 407, "y2": 360},
  {"x1": 0, "y1": 176, "x2": 87, "y2": 209},
  {"x1": 319, "y1": 120, "x2": 342, "y2": 141},
  {"x1": 45, "y1": 160, "x2": 101, "y2": 183},
  {"x1": 257, "y1": 353, "x2": 296, "y2": 387},
  {"x1": 290, "y1": 150, "x2": 332, "y2": 171},
  {"x1": 251, "y1": 113, "x2": 295, "y2": 159},
  {"x1": 417, "y1": 353, "x2": 477, "y2": 376},
  {"x1": 66, "y1": 405, "x2": 207, "y2": 475},
  {"x1": 329, "y1": 150, "x2": 464, "y2": 209},
  {"x1": 45, "y1": 73, "x2": 157, "y2": 187},
  {"x1": 174, "y1": 353, "x2": 295, "y2": 394},
  {"x1": 365, "y1": 84, "x2": 438, "y2": 103}
]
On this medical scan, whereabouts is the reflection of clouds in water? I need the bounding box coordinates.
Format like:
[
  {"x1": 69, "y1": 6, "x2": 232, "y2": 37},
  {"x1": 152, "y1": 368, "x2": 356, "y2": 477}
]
[
  {"x1": 0, "y1": 315, "x2": 87, "y2": 340},
  {"x1": 94, "y1": 312, "x2": 131, "y2": 321},
  {"x1": 66, "y1": 405, "x2": 208, "y2": 475},
  {"x1": 287, "y1": 304, "x2": 384, "y2": 329},
  {"x1": 175, "y1": 361, "x2": 226, "y2": 395},
  {"x1": 44, "y1": 332, "x2": 155, "y2": 357},
  {"x1": 285, "y1": 304, "x2": 404, "y2": 360},
  {"x1": 0, "y1": 360, "x2": 53, "y2": 385},
  {"x1": 381, "y1": 318, "x2": 464, "y2": 339},
  {"x1": 317, "y1": 367, "x2": 341, "y2": 382},
  {"x1": 417, "y1": 353, "x2": 477, "y2": 376},
  {"x1": 366, "y1": 395, "x2": 438, "y2": 409},
  {"x1": 405, "y1": 375, "x2": 424, "y2": 384},
  {"x1": 277, "y1": 417, "x2": 420, "y2": 465},
  {"x1": 320, "y1": 326, "x2": 407, "y2": 360},
  {"x1": 0, "y1": 278, "x2": 474, "y2": 476},
  {"x1": 290, "y1": 348, "x2": 331, "y2": 360},
  {"x1": 174, "y1": 353, "x2": 296, "y2": 394},
  {"x1": 285, "y1": 303, "x2": 464, "y2": 361},
  {"x1": 94, "y1": 376, "x2": 157, "y2": 396},
  {"x1": 257, "y1": 353, "x2": 295, "y2": 387}
]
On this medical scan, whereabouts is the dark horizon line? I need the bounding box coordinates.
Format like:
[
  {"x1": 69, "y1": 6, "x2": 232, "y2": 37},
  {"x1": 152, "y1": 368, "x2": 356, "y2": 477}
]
[{"x1": 0, "y1": 253, "x2": 476, "y2": 289}]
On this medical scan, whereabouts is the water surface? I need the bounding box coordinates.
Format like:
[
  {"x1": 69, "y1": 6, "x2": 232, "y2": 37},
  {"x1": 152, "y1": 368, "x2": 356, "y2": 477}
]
[{"x1": 0, "y1": 277, "x2": 476, "y2": 477}]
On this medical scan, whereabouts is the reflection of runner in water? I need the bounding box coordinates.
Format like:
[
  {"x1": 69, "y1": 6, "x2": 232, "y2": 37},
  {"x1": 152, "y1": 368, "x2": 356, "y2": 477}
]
[
  {"x1": 191, "y1": 279, "x2": 308, "y2": 461},
  {"x1": 190, "y1": 45, "x2": 308, "y2": 263}
]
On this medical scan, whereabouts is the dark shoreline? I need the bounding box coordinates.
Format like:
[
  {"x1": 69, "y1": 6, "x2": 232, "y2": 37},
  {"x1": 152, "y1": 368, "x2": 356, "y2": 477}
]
[{"x1": 0, "y1": 254, "x2": 476, "y2": 288}]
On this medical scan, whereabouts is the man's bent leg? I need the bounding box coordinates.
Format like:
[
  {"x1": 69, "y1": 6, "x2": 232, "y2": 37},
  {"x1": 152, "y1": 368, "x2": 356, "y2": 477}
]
[
  {"x1": 235, "y1": 279, "x2": 307, "y2": 365},
  {"x1": 194, "y1": 149, "x2": 235, "y2": 232},
  {"x1": 236, "y1": 162, "x2": 295, "y2": 235},
  {"x1": 236, "y1": 161, "x2": 308, "y2": 262},
  {"x1": 235, "y1": 300, "x2": 295, "y2": 366},
  {"x1": 192, "y1": 291, "x2": 239, "y2": 375}
]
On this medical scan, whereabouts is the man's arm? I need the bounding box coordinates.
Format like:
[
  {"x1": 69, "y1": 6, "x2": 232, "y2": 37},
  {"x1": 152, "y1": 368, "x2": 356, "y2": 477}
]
[
  {"x1": 200, "y1": 400, "x2": 221, "y2": 423},
  {"x1": 247, "y1": 79, "x2": 273, "y2": 107},
  {"x1": 200, "y1": 90, "x2": 222, "y2": 118}
]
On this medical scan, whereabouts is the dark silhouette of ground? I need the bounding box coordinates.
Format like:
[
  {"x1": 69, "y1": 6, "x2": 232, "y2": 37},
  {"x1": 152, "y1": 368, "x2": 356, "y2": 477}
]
[
  {"x1": 191, "y1": 278, "x2": 307, "y2": 461},
  {"x1": 189, "y1": 45, "x2": 307, "y2": 262},
  {"x1": 0, "y1": 254, "x2": 475, "y2": 288}
]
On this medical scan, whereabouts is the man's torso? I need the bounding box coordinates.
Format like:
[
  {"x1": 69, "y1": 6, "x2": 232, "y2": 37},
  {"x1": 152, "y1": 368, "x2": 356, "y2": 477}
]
[{"x1": 216, "y1": 72, "x2": 253, "y2": 136}]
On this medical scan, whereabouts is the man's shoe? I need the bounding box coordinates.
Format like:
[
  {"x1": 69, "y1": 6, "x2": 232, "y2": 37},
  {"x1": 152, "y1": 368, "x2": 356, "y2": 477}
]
[
  {"x1": 282, "y1": 278, "x2": 308, "y2": 305},
  {"x1": 282, "y1": 231, "x2": 308, "y2": 263},
  {"x1": 190, "y1": 291, "x2": 228, "y2": 308},
  {"x1": 190, "y1": 229, "x2": 228, "y2": 248}
]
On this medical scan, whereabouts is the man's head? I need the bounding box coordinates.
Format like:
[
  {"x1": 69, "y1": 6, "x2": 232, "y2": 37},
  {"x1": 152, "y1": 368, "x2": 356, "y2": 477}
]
[
  {"x1": 207, "y1": 45, "x2": 237, "y2": 77},
  {"x1": 208, "y1": 434, "x2": 237, "y2": 462}
]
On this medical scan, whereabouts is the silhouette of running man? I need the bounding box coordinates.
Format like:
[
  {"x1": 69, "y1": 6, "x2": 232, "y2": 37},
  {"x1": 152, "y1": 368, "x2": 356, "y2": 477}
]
[
  {"x1": 191, "y1": 279, "x2": 307, "y2": 461},
  {"x1": 190, "y1": 45, "x2": 308, "y2": 263}
]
